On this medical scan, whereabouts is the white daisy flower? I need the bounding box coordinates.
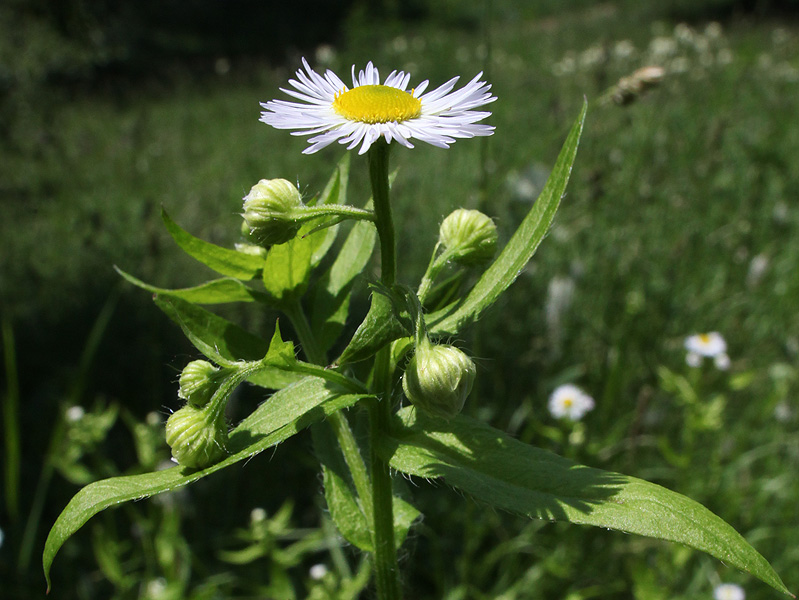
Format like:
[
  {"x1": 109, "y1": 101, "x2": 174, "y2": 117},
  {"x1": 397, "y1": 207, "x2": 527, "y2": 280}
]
[
  {"x1": 260, "y1": 58, "x2": 496, "y2": 155},
  {"x1": 714, "y1": 583, "x2": 745, "y2": 600},
  {"x1": 309, "y1": 563, "x2": 329, "y2": 580},
  {"x1": 548, "y1": 384, "x2": 595, "y2": 421},
  {"x1": 684, "y1": 332, "x2": 730, "y2": 369}
]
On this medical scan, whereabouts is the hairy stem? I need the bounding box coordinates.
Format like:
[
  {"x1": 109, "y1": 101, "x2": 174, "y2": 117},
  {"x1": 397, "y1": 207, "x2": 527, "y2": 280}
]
[
  {"x1": 367, "y1": 140, "x2": 401, "y2": 600},
  {"x1": 284, "y1": 300, "x2": 375, "y2": 543}
]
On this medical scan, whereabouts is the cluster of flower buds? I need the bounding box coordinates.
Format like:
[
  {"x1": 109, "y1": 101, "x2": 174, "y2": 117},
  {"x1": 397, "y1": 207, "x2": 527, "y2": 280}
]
[
  {"x1": 166, "y1": 360, "x2": 229, "y2": 468},
  {"x1": 402, "y1": 337, "x2": 476, "y2": 420},
  {"x1": 242, "y1": 178, "x2": 306, "y2": 246},
  {"x1": 438, "y1": 208, "x2": 498, "y2": 266}
]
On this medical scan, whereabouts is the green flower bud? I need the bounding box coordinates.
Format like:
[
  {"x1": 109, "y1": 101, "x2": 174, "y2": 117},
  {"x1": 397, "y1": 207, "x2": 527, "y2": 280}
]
[
  {"x1": 439, "y1": 209, "x2": 497, "y2": 265},
  {"x1": 165, "y1": 405, "x2": 227, "y2": 468},
  {"x1": 402, "y1": 339, "x2": 476, "y2": 419},
  {"x1": 178, "y1": 360, "x2": 220, "y2": 407},
  {"x1": 242, "y1": 178, "x2": 304, "y2": 245}
]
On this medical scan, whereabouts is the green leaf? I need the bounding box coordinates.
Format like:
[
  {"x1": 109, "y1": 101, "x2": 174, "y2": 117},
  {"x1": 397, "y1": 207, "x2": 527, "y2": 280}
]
[
  {"x1": 335, "y1": 291, "x2": 409, "y2": 366},
  {"x1": 310, "y1": 154, "x2": 351, "y2": 267},
  {"x1": 154, "y1": 294, "x2": 303, "y2": 390},
  {"x1": 43, "y1": 377, "x2": 372, "y2": 590},
  {"x1": 116, "y1": 267, "x2": 269, "y2": 304},
  {"x1": 261, "y1": 224, "x2": 318, "y2": 305},
  {"x1": 429, "y1": 100, "x2": 587, "y2": 336},
  {"x1": 380, "y1": 407, "x2": 791, "y2": 597},
  {"x1": 313, "y1": 423, "x2": 420, "y2": 552},
  {"x1": 311, "y1": 213, "x2": 377, "y2": 353},
  {"x1": 162, "y1": 208, "x2": 265, "y2": 280}
]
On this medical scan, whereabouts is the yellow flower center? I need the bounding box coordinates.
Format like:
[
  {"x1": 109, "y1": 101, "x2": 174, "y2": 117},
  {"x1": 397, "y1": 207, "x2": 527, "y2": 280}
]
[
  {"x1": 562, "y1": 397, "x2": 573, "y2": 408},
  {"x1": 699, "y1": 333, "x2": 711, "y2": 343},
  {"x1": 333, "y1": 85, "x2": 422, "y2": 124}
]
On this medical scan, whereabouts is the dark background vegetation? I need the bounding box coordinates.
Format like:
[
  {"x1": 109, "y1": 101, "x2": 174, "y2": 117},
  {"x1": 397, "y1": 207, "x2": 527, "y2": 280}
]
[{"x1": 2, "y1": 1, "x2": 798, "y2": 598}]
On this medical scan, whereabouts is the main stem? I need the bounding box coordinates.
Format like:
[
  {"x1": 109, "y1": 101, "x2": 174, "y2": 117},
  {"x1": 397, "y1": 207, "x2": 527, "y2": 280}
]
[{"x1": 367, "y1": 140, "x2": 402, "y2": 600}]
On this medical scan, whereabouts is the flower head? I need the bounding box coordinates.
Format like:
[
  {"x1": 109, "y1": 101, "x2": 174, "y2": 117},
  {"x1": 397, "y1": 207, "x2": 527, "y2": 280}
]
[
  {"x1": 714, "y1": 583, "x2": 745, "y2": 600},
  {"x1": 402, "y1": 339, "x2": 476, "y2": 420},
  {"x1": 242, "y1": 178, "x2": 305, "y2": 245},
  {"x1": 260, "y1": 58, "x2": 496, "y2": 155},
  {"x1": 684, "y1": 332, "x2": 730, "y2": 370},
  {"x1": 165, "y1": 404, "x2": 228, "y2": 468},
  {"x1": 548, "y1": 384, "x2": 595, "y2": 421},
  {"x1": 439, "y1": 208, "x2": 498, "y2": 265}
]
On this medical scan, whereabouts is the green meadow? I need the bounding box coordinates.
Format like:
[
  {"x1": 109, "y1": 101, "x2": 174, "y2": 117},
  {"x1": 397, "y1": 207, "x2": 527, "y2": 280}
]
[{"x1": 2, "y1": 1, "x2": 798, "y2": 598}]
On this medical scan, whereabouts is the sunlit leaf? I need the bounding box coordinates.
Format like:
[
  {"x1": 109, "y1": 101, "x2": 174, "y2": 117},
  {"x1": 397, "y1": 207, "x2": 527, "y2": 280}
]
[
  {"x1": 380, "y1": 407, "x2": 791, "y2": 597},
  {"x1": 154, "y1": 294, "x2": 302, "y2": 390},
  {"x1": 313, "y1": 422, "x2": 420, "y2": 552},
  {"x1": 161, "y1": 208, "x2": 265, "y2": 280},
  {"x1": 116, "y1": 267, "x2": 269, "y2": 304}
]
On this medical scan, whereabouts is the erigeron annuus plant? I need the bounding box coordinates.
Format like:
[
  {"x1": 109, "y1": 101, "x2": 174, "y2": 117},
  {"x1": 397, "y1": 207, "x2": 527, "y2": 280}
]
[{"x1": 44, "y1": 59, "x2": 791, "y2": 599}]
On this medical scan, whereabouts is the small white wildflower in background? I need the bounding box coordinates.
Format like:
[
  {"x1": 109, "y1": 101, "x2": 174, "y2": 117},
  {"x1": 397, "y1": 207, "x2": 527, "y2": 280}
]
[
  {"x1": 309, "y1": 563, "x2": 329, "y2": 580},
  {"x1": 546, "y1": 276, "x2": 576, "y2": 357},
  {"x1": 774, "y1": 401, "x2": 792, "y2": 423},
  {"x1": 649, "y1": 36, "x2": 678, "y2": 60},
  {"x1": 684, "y1": 332, "x2": 730, "y2": 370},
  {"x1": 314, "y1": 44, "x2": 336, "y2": 66},
  {"x1": 714, "y1": 583, "x2": 745, "y2": 600},
  {"x1": 250, "y1": 507, "x2": 267, "y2": 524},
  {"x1": 717, "y1": 48, "x2": 734, "y2": 65},
  {"x1": 214, "y1": 57, "x2": 230, "y2": 76},
  {"x1": 579, "y1": 46, "x2": 605, "y2": 69},
  {"x1": 552, "y1": 54, "x2": 576, "y2": 76},
  {"x1": 747, "y1": 253, "x2": 769, "y2": 287},
  {"x1": 613, "y1": 40, "x2": 636, "y2": 60},
  {"x1": 65, "y1": 405, "x2": 85, "y2": 422},
  {"x1": 705, "y1": 22, "x2": 723, "y2": 40},
  {"x1": 145, "y1": 577, "x2": 168, "y2": 599},
  {"x1": 674, "y1": 23, "x2": 695, "y2": 44},
  {"x1": 549, "y1": 384, "x2": 595, "y2": 421}
]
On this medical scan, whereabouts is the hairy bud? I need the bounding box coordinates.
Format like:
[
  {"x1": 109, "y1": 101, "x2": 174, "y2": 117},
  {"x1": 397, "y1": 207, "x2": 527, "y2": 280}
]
[
  {"x1": 402, "y1": 339, "x2": 476, "y2": 419},
  {"x1": 178, "y1": 360, "x2": 221, "y2": 408},
  {"x1": 242, "y1": 178, "x2": 304, "y2": 245},
  {"x1": 165, "y1": 405, "x2": 227, "y2": 468},
  {"x1": 439, "y1": 209, "x2": 498, "y2": 265}
]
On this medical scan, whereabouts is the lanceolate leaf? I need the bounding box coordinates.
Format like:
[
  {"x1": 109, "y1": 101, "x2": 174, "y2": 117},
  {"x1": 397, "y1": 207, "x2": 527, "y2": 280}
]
[
  {"x1": 116, "y1": 268, "x2": 269, "y2": 304},
  {"x1": 161, "y1": 208, "x2": 265, "y2": 280},
  {"x1": 379, "y1": 407, "x2": 791, "y2": 596},
  {"x1": 429, "y1": 100, "x2": 587, "y2": 337},
  {"x1": 312, "y1": 422, "x2": 419, "y2": 552},
  {"x1": 154, "y1": 294, "x2": 303, "y2": 390},
  {"x1": 311, "y1": 213, "x2": 377, "y2": 354},
  {"x1": 262, "y1": 223, "x2": 318, "y2": 305},
  {"x1": 335, "y1": 292, "x2": 409, "y2": 366},
  {"x1": 43, "y1": 377, "x2": 372, "y2": 590}
]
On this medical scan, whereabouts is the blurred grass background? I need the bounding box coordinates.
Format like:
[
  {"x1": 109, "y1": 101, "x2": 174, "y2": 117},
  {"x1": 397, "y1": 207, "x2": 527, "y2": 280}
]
[{"x1": 1, "y1": 0, "x2": 798, "y2": 598}]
